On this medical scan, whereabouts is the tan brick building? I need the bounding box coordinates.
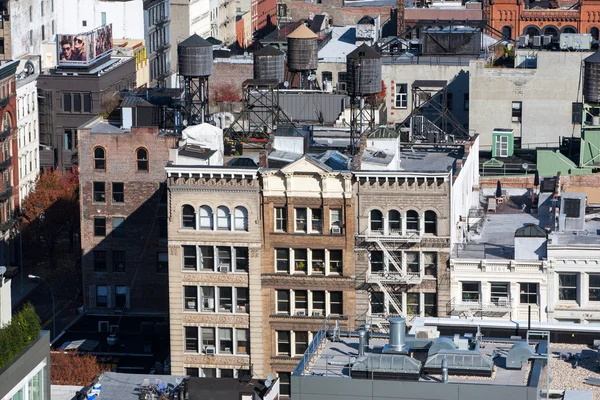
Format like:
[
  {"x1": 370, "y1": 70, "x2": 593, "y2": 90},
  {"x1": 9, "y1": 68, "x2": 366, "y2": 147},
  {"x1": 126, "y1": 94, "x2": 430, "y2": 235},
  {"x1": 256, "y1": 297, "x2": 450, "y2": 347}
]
[
  {"x1": 79, "y1": 117, "x2": 177, "y2": 313},
  {"x1": 166, "y1": 165, "x2": 264, "y2": 379}
]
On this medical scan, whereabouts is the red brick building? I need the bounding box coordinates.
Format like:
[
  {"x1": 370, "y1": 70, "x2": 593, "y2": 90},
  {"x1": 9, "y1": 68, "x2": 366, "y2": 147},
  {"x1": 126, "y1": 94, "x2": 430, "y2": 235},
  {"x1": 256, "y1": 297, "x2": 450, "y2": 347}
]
[
  {"x1": 253, "y1": 0, "x2": 277, "y2": 38},
  {"x1": 484, "y1": 0, "x2": 600, "y2": 40},
  {"x1": 78, "y1": 117, "x2": 177, "y2": 314},
  {"x1": 0, "y1": 61, "x2": 19, "y2": 265}
]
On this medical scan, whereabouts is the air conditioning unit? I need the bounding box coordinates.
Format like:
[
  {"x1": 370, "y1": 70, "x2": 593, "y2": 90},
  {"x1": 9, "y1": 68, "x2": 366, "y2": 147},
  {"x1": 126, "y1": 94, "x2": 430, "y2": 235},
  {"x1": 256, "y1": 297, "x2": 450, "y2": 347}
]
[
  {"x1": 312, "y1": 310, "x2": 323, "y2": 317},
  {"x1": 533, "y1": 36, "x2": 542, "y2": 47},
  {"x1": 331, "y1": 226, "x2": 341, "y2": 234},
  {"x1": 204, "y1": 346, "x2": 216, "y2": 355},
  {"x1": 296, "y1": 310, "x2": 307, "y2": 316},
  {"x1": 224, "y1": 347, "x2": 231, "y2": 353},
  {"x1": 542, "y1": 35, "x2": 552, "y2": 46},
  {"x1": 518, "y1": 35, "x2": 528, "y2": 48},
  {"x1": 98, "y1": 321, "x2": 109, "y2": 333},
  {"x1": 218, "y1": 266, "x2": 229, "y2": 273}
]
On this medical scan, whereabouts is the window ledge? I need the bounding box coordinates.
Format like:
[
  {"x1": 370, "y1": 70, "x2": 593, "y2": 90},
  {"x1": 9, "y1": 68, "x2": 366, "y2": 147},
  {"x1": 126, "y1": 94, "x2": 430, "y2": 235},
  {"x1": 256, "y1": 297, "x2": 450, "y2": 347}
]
[{"x1": 181, "y1": 270, "x2": 249, "y2": 274}]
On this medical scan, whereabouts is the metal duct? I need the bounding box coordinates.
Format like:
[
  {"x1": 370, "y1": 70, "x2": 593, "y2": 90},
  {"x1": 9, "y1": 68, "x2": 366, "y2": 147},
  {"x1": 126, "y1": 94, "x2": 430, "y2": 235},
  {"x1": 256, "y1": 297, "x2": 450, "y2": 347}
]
[
  {"x1": 358, "y1": 330, "x2": 366, "y2": 357},
  {"x1": 506, "y1": 342, "x2": 534, "y2": 369},
  {"x1": 428, "y1": 337, "x2": 456, "y2": 357},
  {"x1": 389, "y1": 318, "x2": 406, "y2": 351},
  {"x1": 441, "y1": 357, "x2": 448, "y2": 383},
  {"x1": 424, "y1": 350, "x2": 494, "y2": 376}
]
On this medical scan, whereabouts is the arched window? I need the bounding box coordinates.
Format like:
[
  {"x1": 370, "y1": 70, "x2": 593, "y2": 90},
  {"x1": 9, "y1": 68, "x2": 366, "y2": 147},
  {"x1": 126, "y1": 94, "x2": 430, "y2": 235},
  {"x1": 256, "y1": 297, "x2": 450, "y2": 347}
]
[
  {"x1": 424, "y1": 210, "x2": 437, "y2": 235},
  {"x1": 199, "y1": 205, "x2": 213, "y2": 230},
  {"x1": 136, "y1": 148, "x2": 148, "y2": 171},
  {"x1": 523, "y1": 25, "x2": 541, "y2": 38},
  {"x1": 591, "y1": 27, "x2": 600, "y2": 41},
  {"x1": 234, "y1": 206, "x2": 248, "y2": 231},
  {"x1": 543, "y1": 26, "x2": 559, "y2": 41},
  {"x1": 562, "y1": 26, "x2": 577, "y2": 34},
  {"x1": 182, "y1": 205, "x2": 196, "y2": 229},
  {"x1": 502, "y1": 26, "x2": 512, "y2": 40},
  {"x1": 406, "y1": 210, "x2": 419, "y2": 232},
  {"x1": 370, "y1": 210, "x2": 383, "y2": 232},
  {"x1": 388, "y1": 210, "x2": 401, "y2": 233},
  {"x1": 94, "y1": 147, "x2": 106, "y2": 170},
  {"x1": 217, "y1": 206, "x2": 231, "y2": 230}
]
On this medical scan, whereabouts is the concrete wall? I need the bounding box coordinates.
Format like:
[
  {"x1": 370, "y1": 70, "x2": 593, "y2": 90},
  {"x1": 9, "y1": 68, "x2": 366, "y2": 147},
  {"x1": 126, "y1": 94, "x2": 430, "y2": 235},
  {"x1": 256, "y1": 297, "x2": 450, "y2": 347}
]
[
  {"x1": 10, "y1": 0, "x2": 58, "y2": 59},
  {"x1": 98, "y1": 0, "x2": 144, "y2": 39},
  {"x1": 469, "y1": 51, "x2": 591, "y2": 149},
  {"x1": 56, "y1": 0, "x2": 98, "y2": 35}
]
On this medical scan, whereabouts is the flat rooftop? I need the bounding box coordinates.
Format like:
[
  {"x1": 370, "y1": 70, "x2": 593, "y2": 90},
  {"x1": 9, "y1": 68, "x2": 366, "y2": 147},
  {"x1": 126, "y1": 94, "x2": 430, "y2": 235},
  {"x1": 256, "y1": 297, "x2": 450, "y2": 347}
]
[{"x1": 302, "y1": 336, "x2": 530, "y2": 386}]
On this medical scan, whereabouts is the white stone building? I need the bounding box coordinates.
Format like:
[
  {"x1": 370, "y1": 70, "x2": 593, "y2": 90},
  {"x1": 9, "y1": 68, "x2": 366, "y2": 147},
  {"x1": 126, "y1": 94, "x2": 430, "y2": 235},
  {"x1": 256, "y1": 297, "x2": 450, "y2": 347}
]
[
  {"x1": 16, "y1": 59, "x2": 40, "y2": 202},
  {"x1": 9, "y1": 0, "x2": 58, "y2": 59}
]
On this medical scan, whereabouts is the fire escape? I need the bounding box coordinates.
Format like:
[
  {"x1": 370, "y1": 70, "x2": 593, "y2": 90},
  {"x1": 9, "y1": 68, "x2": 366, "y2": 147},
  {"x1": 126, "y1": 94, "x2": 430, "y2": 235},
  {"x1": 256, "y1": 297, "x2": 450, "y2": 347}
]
[{"x1": 357, "y1": 226, "x2": 424, "y2": 331}]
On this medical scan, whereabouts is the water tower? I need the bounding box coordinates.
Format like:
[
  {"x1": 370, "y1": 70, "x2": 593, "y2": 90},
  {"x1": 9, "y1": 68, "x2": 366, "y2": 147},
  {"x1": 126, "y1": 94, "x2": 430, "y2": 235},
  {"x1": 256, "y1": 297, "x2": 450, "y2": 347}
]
[
  {"x1": 346, "y1": 43, "x2": 382, "y2": 153},
  {"x1": 577, "y1": 50, "x2": 600, "y2": 167},
  {"x1": 178, "y1": 34, "x2": 213, "y2": 124},
  {"x1": 254, "y1": 46, "x2": 285, "y2": 84},
  {"x1": 286, "y1": 24, "x2": 319, "y2": 89}
]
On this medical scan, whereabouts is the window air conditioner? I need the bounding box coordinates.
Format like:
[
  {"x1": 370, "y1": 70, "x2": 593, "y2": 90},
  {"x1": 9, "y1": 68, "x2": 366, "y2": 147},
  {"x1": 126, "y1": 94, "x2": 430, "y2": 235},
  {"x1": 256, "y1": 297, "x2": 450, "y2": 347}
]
[
  {"x1": 331, "y1": 226, "x2": 341, "y2": 234},
  {"x1": 204, "y1": 346, "x2": 216, "y2": 355},
  {"x1": 296, "y1": 310, "x2": 307, "y2": 316},
  {"x1": 312, "y1": 310, "x2": 323, "y2": 317},
  {"x1": 218, "y1": 266, "x2": 229, "y2": 273}
]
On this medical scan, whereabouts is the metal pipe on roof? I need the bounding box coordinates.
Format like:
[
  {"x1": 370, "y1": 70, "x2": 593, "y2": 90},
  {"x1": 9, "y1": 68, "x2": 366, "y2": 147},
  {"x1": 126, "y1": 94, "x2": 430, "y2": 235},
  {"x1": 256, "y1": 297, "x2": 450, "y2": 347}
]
[
  {"x1": 358, "y1": 330, "x2": 367, "y2": 357},
  {"x1": 441, "y1": 357, "x2": 448, "y2": 383},
  {"x1": 389, "y1": 318, "x2": 406, "y2": 351}
]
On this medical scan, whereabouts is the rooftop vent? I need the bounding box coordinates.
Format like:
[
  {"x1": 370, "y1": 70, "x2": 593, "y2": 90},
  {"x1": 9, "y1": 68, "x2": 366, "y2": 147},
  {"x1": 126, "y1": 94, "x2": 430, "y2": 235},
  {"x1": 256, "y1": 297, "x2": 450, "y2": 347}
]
[
  {"x1": 384, "y1": 318, "x2": 408, "y2": 354},
  {"x1": 428, "y1": 337, "x2": 456, "y2": 357},
  {"x1": 506, "y1": 342, "x2": 534, "y2": 369},
  {"x1": 424, "y1": 350, "x2": 494, "y2": 376},
  {"x1": 350, "y1": 353, "x2": 422, "y2": 380}
]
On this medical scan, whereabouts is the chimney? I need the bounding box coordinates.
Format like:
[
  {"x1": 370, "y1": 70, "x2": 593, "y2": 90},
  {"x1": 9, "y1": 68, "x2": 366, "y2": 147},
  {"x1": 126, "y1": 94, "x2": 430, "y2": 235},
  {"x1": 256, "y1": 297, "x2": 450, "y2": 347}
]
[
  {"x1": 388, "y1": 317, "x2": 406, "y2": 352},
  {"x1": 358, "y1": 330, "x2": 367, "y2": 357},
  {"x1": 259, "y1": 151, "x2": 268, "y2": 168}
]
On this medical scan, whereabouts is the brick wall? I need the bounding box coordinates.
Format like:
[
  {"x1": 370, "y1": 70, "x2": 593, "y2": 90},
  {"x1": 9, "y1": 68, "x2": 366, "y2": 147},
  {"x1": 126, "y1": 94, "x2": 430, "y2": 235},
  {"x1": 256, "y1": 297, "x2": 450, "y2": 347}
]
[
  {"x1": 289, "y1": 0, "x2": 396, "y2": 26},
  {"x1": 78, "y1": 123, "x2": 177, "y2": 314},
  {"x1": 209, "y1": 62, "x2": 254, "y2": 102}
]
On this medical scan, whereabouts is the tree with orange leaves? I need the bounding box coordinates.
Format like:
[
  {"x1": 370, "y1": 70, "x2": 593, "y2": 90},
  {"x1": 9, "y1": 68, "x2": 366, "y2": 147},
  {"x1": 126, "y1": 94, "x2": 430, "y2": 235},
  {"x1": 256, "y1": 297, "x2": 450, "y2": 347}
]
[
  {"x1": 51, "y1": 351, "x2": 106, "y2": 385},
  {"x1": 20, "y1": 167, "x2": 79, "y2": 269}
]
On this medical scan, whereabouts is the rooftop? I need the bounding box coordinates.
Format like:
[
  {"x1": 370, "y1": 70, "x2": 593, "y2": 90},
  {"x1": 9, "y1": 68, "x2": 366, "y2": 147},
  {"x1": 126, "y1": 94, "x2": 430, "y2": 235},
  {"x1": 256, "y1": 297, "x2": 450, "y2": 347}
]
[{"x1": 90, "y1": 372, "x2": 185, "y2": 400}]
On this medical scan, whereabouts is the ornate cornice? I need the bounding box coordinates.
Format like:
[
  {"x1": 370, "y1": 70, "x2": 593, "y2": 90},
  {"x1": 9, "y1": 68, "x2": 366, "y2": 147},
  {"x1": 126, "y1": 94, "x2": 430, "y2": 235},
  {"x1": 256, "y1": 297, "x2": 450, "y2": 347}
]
[{"x1": 261, "y1": 274, "x2": 356, "y2": 289}]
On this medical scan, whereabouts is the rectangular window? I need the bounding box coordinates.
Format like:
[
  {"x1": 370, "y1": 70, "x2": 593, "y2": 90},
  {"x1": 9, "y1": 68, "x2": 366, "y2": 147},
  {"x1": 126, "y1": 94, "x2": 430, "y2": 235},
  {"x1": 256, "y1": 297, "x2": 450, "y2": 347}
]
[
  {"x1": 275, "y1": 206, "x2": 287, "y2": 231},
  {"x1": 321, "y1": 71, "x2": 332, "y2": 83},
  {"x1": 330, "y1": 208, "x2": 342, "y2": 232},
  {"x1": 157, "y1": 252, "x2": 168, "y2": 273},
  {"x1": 277, "y1": 290, "x2": 290, "y2": 314},
  {"x1": 112, "y1": 250, "x2": 125, "y2": 272},
  {"x1": 112, "y1": 217, "x2": 125, "y2": 238},
  {"x1": 183, "y1": 246, "x2": 197, "y2": 270},
  {"x1": 371, "y1": 292, "x2": 385, "y2": 314},
  {"x1": 424, "y1": 293, "x2": 437, "y2": 316},
  {"x1": 94, "y1": 217, "x2": 106, "y2": 236},
  {"x1": 112, "y1": 182, "x2": 124, "y2": 203},
  {"x1": 83, "y1": 93, "x2": 91, "y2": 113},
  {"x1": 512, "y1": 101, "x2": 522, "y2": 123},
  {"x1": 495, "y1": 135, "x2": 509, "y2": 157},
  {"x1": 329, "y1": 250, "x2": 343, "y2": 275},
  {"x1": 294, "y1": 249, "x2": 307, "y2": 273},
  {"x1": 236, "y1": 287, "x2": 249, "y2": 313},
  {"x1": 202, "y1": 327, "x2": 216, "y2": 348},
  {"x1": 234, "y1": 247, "x2": 248, "y2": 272},
  {"x1": 407, "y1": 293, "x2": 420, "y2": 315},
  {"x1": 185, "y1": 327, "x2": 198, "y2": 352},
  {"x1": 93, "y1": 182, "x2": 105, "y2": 203},
  {"x1": 184, "y1": 286, "x2": 198, "y2": 311},
  {"x1": 217, "y1": 247, "x2": 231, "y2": 271},
  {"x1": 295, "y1": 290, "x2": 308, "y2": 313},
  {"x1": 41, "y1": 25, "x2": 45, "y2": 41},
  {"x1": 201, "y1": 286, "x2": 215, "y2": 312},
  {"x1": 63, "y1": 129, "x2": 77, "y2": 151},
  {"x1": 94, "y1": 250, "x2": 107, "y2": 271},
  {"x1": 424, "y1": 252, "x2": 437, "y2": 277},
  {"x1": 279, "y1": 372, "x2": 291, "y2": 396},
  {"x1": 219, "y1": 328, "x2": 233, "y2": 354},
  {"x1": 199, "y1": 246, "x2": 214, "y2": 271},
  {"x1": 115, "y1": 286, "x2": 128, "y2": 309},
  {"x1": 370, "y1": 251, "x2": 384, "y2": 272},
  {"x1": 330, "y1": 291, "x2": 343, "y2": 315},
  {"x1": 311, "y1": 208, "x2": 322, "y2": 233},
  {"x1": 590, "y1": 275, "x2": 600, "y2": 301},
  {"x1": 295, "y1": 208, "x2": 307, "y2": 232},
  {"x1": 237, "y1": 329, "x2": 249, "y2": 354},
  {"x1": 276, "y1": 249, "x2": 289, "y2": 272},
  {"x1": 337, "y1": 72, "x2": 347, "y2": 91},
  {"x1": 563, "y1": 198, "x2": 581, "y2": 218},
  {"x1": 186, "y1": 368, "x2": 199, "y2": 377},
  {"x1": 73, "y1": 93, "x2": 82, "y2": 112},
  {"x1": 406, "y1": 252, "x2": 419, "y2": 274},
  {"x1": 311, "y1": 249, "x2": 325, "y2": 274},
  {"x1": 559, "y1": 273, "x2": 577, "y2": 301},
  {"x1": 277, "y1": 331, "x2": 291, "y2": 355},
  {"x1": 491, "y1": 282, "x2": 510, "y2": 304},
  {"x1": 218, "y1": 287, "x2": 233, "y2": 313},
  {"x1": 221, "y1": 369, "x2": 234, "y2": 378},
  {"x1": 462, "y1": 282, "x2": 480, "y2": 302},
  {"x1": 395, "y1": 83, "x2": 408, "y2": 108},
  {"x1": 97, "y1": 286, "x2": 108, "y2": 307},
  {"x1": 312, "y1": 291, "x2": 325, "y2": 315},
  {"x1": 295, "y1": 331, "x2": 309, "y2": 355},
  {"x1": 63, "y1": 93, "x2": 71, "y2": 112},
  {"x1": 520, "y1": 282, "x2": 538, "y2": 304}
]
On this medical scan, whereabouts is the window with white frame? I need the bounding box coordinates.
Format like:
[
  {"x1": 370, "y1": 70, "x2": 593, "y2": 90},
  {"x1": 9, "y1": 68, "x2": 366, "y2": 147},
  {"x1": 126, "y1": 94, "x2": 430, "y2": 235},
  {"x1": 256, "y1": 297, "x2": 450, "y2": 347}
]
[
  {"x1": 294, "y1": 249, "x2": 307, "y2": 273},
  {"x1": 237, "y1": 329, "x2": 249, "y2": 354},
  {"x1": 311, "y1": 208, "x2": 322, "y2": 233},
  {"x1": 590, "y1": 275, "x2": 600, "y2": 301},
  {"x1": 235, "y1": 247, "x2": 249, "y2": 272},
  {"x1": 462, "y1": 282, "x2": 480, "y2": 302},
  {"x1": 278, "y1": 372, "x2": 291, "y2": 396},
  {"x1": 184, "y1": 286, "x2": 197, "y2": 311},
  {"x1": 182, "y1": 205, "x2": 195, "y2": 228},
  {"x1": 218, "y1": 287, "x2": 233, "y2": 312},
  {"x1": 406, "y1": 210, "x2": 419, "y2": 232},
  {"x1": 406, "y1": 293, "x2": 419, "y2": 315},
  {"x1": 329, "y1": 250, "x2": 343, "y2": 274},
  {"x1": 199, "y1": 205, "x2": 213, "y2": 229},
  {"x1": 276, "y1": 248, "x2": 289, "y2": 272},
  {"x1": 370, "y1": 209, "x2": 383, "y2": 232},
  {"x1": 330, "y1": 208, "x2": 342, "y2": 233},
  {"x1": 295, "y1": 290, "x2": 308, "y2": 314},
  {"x1": 520, "y1": 282, "x2": 538, "y2": 304},
  {"x1": 183, "y1": 246, "x2": 197, "y2": 270},
  {"x1": 277, "y1": 290, "x2": 290, "y2": 314},
  {"x1": 185, "y1": 327, "x2": 198, "y2": 352},
  {"x1": 424, "y1": 252, "x2": 437, "y2": 277},
  {"x1": 395, "y1": 83, "x2": 408, "y2": 108},
  {"x1": 490, "y1": 282, "x2": 510, "y2": 305},
  {"x1": 201, "y1": 286, "x2": 215, "y2": 312},
  {"x1": 311, "y1": 249, "x2": 325, "y2": 274},
  {"x1": 495, "y1": 135, "x2": 509, "y2": 157},
  {"x1": 370, "y1": 251, "x2": 384, "y2": 272},
  {"x1": 275, "y1": 207, "x2": 287, "y2": 231},
  {"x1": 295, "y1": 331, "x2": 309, "y2": 355},
  {"x1": 312, "y1": 291, "x2": 325, "y2": 315},
  {"x1": 330, "y1": 291, "x2": 343, "y2": 315},
  {"x1": 277, "y1": 331, "x2": 291, "y2": 355},
  {"x1": 217, "y1": 206, "x2": 231, "y2": 230},
  {"x1": 559, "y1": 273, "x2": 577, "y2": 301},
  {"x1": 234, "y1": 206, "x2": 248, "y2": 231},
  {"x1": 295, "y1": 208, "x2": 307, "y2": 232},
  {"x1": 424, "y1": 293, "x2": 436, "y2": 316},
  {"x1": 406, "y1": 252, "x2": 419, "y2": 274},
  {"x1": 217, "y1": 247, "x2": 232, "y2": 271},
  {"x1": 201, "y1": 327, "x2": 215, "y2": 350},
  {"x1": 219, "y1": 328, "x2": 233, "y2": 354},
  {"x1": 199, "y1": 246, "x2": 214, "y2": 271},
  {"x1": 236, "y1": 287, "x2": 249, "y2": 313},
  {"x1": 388, "y1": 210, "x2": 401, "y2": 232},
  {"x1": 371, "y1": 291, "x2": 385, "y2": 314}
]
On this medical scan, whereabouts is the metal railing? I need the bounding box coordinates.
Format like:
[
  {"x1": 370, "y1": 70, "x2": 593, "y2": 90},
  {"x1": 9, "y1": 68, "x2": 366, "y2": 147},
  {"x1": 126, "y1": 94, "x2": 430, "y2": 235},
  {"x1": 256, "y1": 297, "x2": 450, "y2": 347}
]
[
  {"x1": 292, "y1": 316, "x2": 334, "y2": 376},
  {"x1": 447, "y1": 297, "x2": 512, "y2": 316},
  {"x1": 480, "y1": 162, "x2": 537, "y2": 177},
  {"x1": 453, "y1": 242, "x2": 514, "y2": 259}
]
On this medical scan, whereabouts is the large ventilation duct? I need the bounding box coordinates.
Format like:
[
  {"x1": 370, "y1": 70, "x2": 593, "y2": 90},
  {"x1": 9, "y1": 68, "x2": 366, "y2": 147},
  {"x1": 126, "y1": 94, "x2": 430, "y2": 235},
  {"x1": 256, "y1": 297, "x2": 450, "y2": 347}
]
[
  {"x1": 385, "y1": 318, "x2": 407, "y2": 354},
  {"x1": 506, "y1": 342, "x2": 534, "y2": 369}
]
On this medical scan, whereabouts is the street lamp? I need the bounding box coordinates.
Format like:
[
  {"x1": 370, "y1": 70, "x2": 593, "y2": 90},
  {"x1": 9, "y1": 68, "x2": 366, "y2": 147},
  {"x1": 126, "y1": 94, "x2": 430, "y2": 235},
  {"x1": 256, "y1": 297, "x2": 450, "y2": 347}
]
[{"x1": 28, "y1": 275, "x2": 55, "y2": 340}]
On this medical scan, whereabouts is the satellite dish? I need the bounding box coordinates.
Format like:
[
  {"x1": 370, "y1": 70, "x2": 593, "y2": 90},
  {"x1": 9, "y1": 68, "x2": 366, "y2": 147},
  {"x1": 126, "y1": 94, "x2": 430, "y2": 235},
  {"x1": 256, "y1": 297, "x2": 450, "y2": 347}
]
[
  {"x1": 522, "y1": 163, "x2": 529, "y2": 170},
  {"x1": 0, "y1": 266, "x2": 6, "y2": 276},
  {"x1": 283, "y1": 81, "x2": 289, "y2": 88},
  {"x1": 182, "y1": 119, "x2": 188, "y2": 127},
  {"x1": 267, "y1": 374, "x2": 274, "y2": 381},
  {"x1": 265, "y1": 379, "x2": 272, "y2": 388}
]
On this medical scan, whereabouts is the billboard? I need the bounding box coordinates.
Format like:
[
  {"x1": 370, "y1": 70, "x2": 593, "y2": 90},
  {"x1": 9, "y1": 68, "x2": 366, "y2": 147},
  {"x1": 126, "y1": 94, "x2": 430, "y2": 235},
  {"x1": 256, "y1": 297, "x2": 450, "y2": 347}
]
[{"x1": 57, "y1": 24, "x2": 113, "y2": 67}]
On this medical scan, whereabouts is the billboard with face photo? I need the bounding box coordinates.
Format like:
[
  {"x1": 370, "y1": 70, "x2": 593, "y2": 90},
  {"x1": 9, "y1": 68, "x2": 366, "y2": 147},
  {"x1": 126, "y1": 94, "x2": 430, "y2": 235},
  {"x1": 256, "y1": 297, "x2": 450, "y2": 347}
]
[{"x1": 57, "y1": 24, "x2": 113, "y2": 67}]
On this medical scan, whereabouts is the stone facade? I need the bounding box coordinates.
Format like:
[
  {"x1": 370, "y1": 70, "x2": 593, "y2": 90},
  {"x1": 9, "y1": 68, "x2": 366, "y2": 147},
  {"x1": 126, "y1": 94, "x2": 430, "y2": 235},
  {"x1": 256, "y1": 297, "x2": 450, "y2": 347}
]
[
  {"x1": 79, "y1": 119, "x2": 177, "y2": 314},
  {"x1": 166, "y1": 166, "x2": 264, "y2": 378},
  {"x1": 353, "y1": 171, "x2": 452, "y2": 328}
]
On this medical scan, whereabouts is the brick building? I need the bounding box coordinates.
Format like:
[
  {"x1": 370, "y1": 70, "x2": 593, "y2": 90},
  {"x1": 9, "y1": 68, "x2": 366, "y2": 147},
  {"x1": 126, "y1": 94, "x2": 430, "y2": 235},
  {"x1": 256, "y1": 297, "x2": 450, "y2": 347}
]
[
  {"x1": 166, "y1": 165, "x2": 264, "y2": 378},
  {"x1": 484, "y1": 0, "x2": 600, "y2": 40},
  {"x1": 287, "y1": 0, "x2": 396, "y2": 27},
  {"x1": 253, "y1": 0, "x2": 277, "y2": 39},
  {"x1": 78, "y1": 116, "x2": 177, "y2": 314}
]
